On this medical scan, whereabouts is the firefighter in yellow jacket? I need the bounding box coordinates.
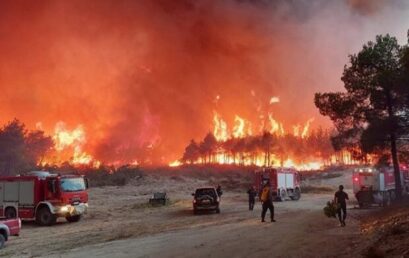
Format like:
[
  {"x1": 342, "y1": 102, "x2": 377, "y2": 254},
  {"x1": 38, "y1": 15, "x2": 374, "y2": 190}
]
[{"x1": 260, "y1": 181, "x2": 276, "y2": 223}]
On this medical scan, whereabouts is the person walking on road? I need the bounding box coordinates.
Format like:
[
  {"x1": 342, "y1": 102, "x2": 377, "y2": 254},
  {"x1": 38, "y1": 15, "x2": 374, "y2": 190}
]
[
  {"x1": 260, "y1": 182, "x2": 275, "y2": 222},
  {"x1": 216, "y1": 185, "x2": 223, "y2": 198},
  {"x1": 334, "y1": 185, "x2": 349, "y2": 227},
  {"x1": 247, "y1": 186, "x2": 257, "y2": 211}
]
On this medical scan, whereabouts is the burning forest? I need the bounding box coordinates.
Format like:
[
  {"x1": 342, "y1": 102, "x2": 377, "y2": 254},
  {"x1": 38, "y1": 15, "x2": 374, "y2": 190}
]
[
  {"x1": 2, "y1": 1, "x2": 409, "y2": 258},
  {"x1": 173, "y1": 102, "x2": 369, "y2": 170}
]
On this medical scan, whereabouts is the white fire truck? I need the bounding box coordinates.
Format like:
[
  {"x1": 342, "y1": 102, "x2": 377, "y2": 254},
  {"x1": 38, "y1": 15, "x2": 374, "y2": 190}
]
[
  {"x1": 353, "y1": 166, "x2": 409, "y2": 207},
  {"x1": 254, "y1": 167, "x2": 301, "y2": 201}
]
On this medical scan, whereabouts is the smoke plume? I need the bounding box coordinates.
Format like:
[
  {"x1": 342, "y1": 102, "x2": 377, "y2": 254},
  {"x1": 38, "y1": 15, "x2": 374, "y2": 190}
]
[{"x1": 0, "y1": 0, "x2": 408, "y2": 164}]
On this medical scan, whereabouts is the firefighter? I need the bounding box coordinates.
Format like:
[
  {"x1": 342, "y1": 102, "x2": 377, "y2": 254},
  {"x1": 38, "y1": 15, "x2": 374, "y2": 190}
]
[
  {"x1": 216, "y1": 185, "x2": 223, "y2": 197},
  {"x1": 247, "y1": 186, "x2": 257, "y2": 211},
  {"x1": 260, "y1": 181, "x2": 275, "y2": 222},
  {"x1": 334, "y1": 185, "x2": 349, "y2": 227}
]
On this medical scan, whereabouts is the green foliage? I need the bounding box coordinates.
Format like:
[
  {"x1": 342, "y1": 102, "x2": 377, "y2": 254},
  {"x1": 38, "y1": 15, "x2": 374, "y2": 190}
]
[
  {"x1": 315, "y1": 33, "x2": 409, "y2": 197},
  {"x1": 315, "y1": 34, "x2": 408, "y2": 154}
]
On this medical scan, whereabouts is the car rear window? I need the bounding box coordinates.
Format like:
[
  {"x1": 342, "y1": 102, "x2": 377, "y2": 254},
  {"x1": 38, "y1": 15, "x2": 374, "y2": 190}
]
[{"x1": 195, "y1": 188, "x2": 216, "y2": 197}]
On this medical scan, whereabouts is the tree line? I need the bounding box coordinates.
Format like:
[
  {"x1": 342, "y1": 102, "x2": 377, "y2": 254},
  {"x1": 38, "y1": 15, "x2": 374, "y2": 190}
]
[{"x1": 181, "y1": 128, "x2": 344, "y2": 167}]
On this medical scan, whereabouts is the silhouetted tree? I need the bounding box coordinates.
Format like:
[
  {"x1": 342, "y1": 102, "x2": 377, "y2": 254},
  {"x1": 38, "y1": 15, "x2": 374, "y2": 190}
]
[
  {"x1": 0, "y1": 119, "x2": 54, "y2": 175},
  {"x1": 182, "y1": 140, "x2": 200, "y2": 164},
  {"x1": 0, "y1": 119, "x2": 27, "y2": 175},
  {"x1": 25, "y1": 130, "x2": 53, "y2": 166},
  {"x1": 260, "y1": 132, "x2": 275, "y2": 166},
  {"x1": 315, "y1": 34, "x2": 409, "y2": 198},
  {"x1": 200, "y1": 132, "x2": 217, "y2": 164}
]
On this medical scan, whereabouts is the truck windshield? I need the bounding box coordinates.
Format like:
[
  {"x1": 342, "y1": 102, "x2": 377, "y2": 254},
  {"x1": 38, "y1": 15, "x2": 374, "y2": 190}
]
[{"x1": 60, "y1": 178, "x2": 86, "y2": 192}]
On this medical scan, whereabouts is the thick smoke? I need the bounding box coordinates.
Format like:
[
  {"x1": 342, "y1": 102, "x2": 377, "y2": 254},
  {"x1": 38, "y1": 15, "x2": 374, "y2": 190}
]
[{"x1": 0, "y1": 0, "x2": 408, "y2": 164}]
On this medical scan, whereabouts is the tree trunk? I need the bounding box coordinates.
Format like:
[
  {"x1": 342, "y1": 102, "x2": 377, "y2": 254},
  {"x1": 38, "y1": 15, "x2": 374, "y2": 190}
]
[
  {"x1": 390, "y1": 132, "x2": 402, "y2": 199},
  {"x1": 386, "y1": 89, "x2": 402, "y2": 199}
]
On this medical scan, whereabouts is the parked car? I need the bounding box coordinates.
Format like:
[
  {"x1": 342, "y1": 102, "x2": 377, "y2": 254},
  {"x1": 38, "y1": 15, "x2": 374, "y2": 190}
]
[
  {"x1": 192, "y1": 187, "x2": 220, "y2": 214},
  {"x1": 0, "y1": 218, "x2": 21, "y2": 249}
]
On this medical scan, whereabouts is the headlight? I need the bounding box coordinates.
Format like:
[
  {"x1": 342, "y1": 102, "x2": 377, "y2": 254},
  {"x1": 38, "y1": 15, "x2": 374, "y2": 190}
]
[{"x1": 60, "y1": 206, "x2": 69, "y2": 212}]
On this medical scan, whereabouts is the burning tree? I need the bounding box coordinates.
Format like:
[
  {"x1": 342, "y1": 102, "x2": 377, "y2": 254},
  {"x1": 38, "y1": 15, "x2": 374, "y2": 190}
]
[{"x1": 176, "y1": 111, "x2": 344, "y2": 170}]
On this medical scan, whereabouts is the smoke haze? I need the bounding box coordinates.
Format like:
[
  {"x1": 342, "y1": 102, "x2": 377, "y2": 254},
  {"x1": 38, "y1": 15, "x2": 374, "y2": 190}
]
[{"x1": 0, "y1": 0, "x2": 408, "y2": 163}]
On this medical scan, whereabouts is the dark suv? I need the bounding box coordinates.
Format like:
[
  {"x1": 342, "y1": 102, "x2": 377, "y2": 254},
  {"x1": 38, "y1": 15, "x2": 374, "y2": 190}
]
[{"x1": 192, "y1": 187, "x2": 220, "y2": 214}]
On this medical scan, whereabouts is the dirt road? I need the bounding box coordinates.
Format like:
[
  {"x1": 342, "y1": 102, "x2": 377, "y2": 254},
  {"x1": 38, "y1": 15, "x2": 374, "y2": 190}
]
[
  {"x1": 48, "y1": 194, "x2": 363, "y2": 258},
  {"x1": 2, "y1": 173, "x2": 366, "y2": 258}
]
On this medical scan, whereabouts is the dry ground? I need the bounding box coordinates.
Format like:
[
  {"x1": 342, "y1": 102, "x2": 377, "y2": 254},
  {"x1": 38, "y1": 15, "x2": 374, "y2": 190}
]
[{"x1": 0, "y1": 169, "x2": 397, "y2": 258}]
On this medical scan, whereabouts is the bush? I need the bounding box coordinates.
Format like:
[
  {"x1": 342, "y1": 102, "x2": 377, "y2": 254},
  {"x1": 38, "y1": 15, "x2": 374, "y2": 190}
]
[
  {"x1": 47, "y1": 164, "x2": 144, "y2": 187},
  {"x1": 84, "y1": 165, "x2": 143, "y2": 187},
  {"x1": 323, "y1": 201, "x2": 338, "y2": 218}
]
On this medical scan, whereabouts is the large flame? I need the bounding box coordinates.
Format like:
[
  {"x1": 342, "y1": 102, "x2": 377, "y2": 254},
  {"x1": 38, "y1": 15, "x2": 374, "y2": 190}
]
[
  {"x1": 213, "y1": 111, "x2": 229, "y2": 142},
  {"x1": 41, "y1": 122, "x2": 100, "y2": 167}
]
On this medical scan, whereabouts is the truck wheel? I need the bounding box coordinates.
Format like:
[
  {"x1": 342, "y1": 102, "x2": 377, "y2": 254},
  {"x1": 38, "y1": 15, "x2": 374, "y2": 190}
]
[
  {"x1": 291, "y1": 188, "x2": 301, "y2": 201},
  {"x1": 5, "y1": 207, "x2": 17, "y2": 219},
  {"x1": 66, "y1": 215, "x2": 81, "y2": 223},
  {"x1": 36, "y1": 207, "x2": 56, "y2": 226},
  {"x1": 0, "y1": 234, "x2": 5, "y2": 249}
]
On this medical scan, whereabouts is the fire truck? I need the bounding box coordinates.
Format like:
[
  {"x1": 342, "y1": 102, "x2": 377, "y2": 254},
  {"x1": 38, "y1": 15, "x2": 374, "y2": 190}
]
[
  {"x1": 353, "y1": 166, "x2": 409, "y2": 207},
  {"x1": 254, "y1": 167, "x2": 301, "y2": 201},
  {"x1": 0, "y1": 171, "x2": 89, "y2": 226}
]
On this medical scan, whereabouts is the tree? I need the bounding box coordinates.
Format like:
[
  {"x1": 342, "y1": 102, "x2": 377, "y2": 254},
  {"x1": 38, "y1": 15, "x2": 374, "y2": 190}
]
[
  {"x1": 182, "y1": 140, "x2": 200, "y2": 164},
  {"x1": 260, "y1": 131, "x2": 275, "y2": 166},
  {"x1": 0, "y1": 119, "x2": 54, "y2": 175},
  {"x1": 25, "y1": 130, "x2": 54, "y2": 166},
  {"x1": 200, "y1": 132, "x2": 218, "y2": 164},
  {"x1": 0, "y1": 119, "x2": 28, "y2": 175},
  {"x1": 315, "y1": 34, "x2": 409, "y2": 198}
]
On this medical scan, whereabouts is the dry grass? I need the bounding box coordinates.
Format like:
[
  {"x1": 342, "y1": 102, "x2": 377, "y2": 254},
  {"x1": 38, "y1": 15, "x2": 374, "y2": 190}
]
[
  {"x1": 301, "y1": 184, "x2": 334, "y2": 193},
  {"x1": 106, "y1": 229, "x2": 134, "y2": 242}
]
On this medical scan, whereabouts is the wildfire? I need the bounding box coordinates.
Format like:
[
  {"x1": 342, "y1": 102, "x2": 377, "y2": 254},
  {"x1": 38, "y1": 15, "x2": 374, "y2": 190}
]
[
  {"x1": 213, "y1": 111, "x2": 228, "y2": 141},
  {"x1": 301, "y1": 118, "x2": 314, "y2": 139},
  {"x1": 269, "y1": 96, "x2": 280, "y2": 104},
  {"x1": 169, "y1": 160, "x2": 182, "y2": 167},
  {"x1": 169, "y1": 109, "x2": 329, "y2": 170},
  {"x1": 292, "y1": 118, "x2": 314, "y2": 139},
  {"x1": 268, "y1": 113, "x2": 285, "y2": 136},
  {"x1": 41, "y1": 122, "x2": 100, "y2": 167}
]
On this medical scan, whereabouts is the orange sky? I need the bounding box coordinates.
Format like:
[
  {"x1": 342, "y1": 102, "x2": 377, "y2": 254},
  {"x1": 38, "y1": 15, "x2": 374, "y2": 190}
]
[{"x1": 0, "y1": 0, "x2": 408, "y2": 164}]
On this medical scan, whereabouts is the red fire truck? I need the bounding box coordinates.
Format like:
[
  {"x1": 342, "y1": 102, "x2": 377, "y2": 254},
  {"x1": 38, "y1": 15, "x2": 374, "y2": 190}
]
[
  {"x1": 254, "y1": 167, "x2": 301, "y2": 201},
  {"x1": 0, "y1": 171, "x2": 89, "y2": 226},
  {"x1": 353, "y1": 166, "x2": 409, "y2": 207}
]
